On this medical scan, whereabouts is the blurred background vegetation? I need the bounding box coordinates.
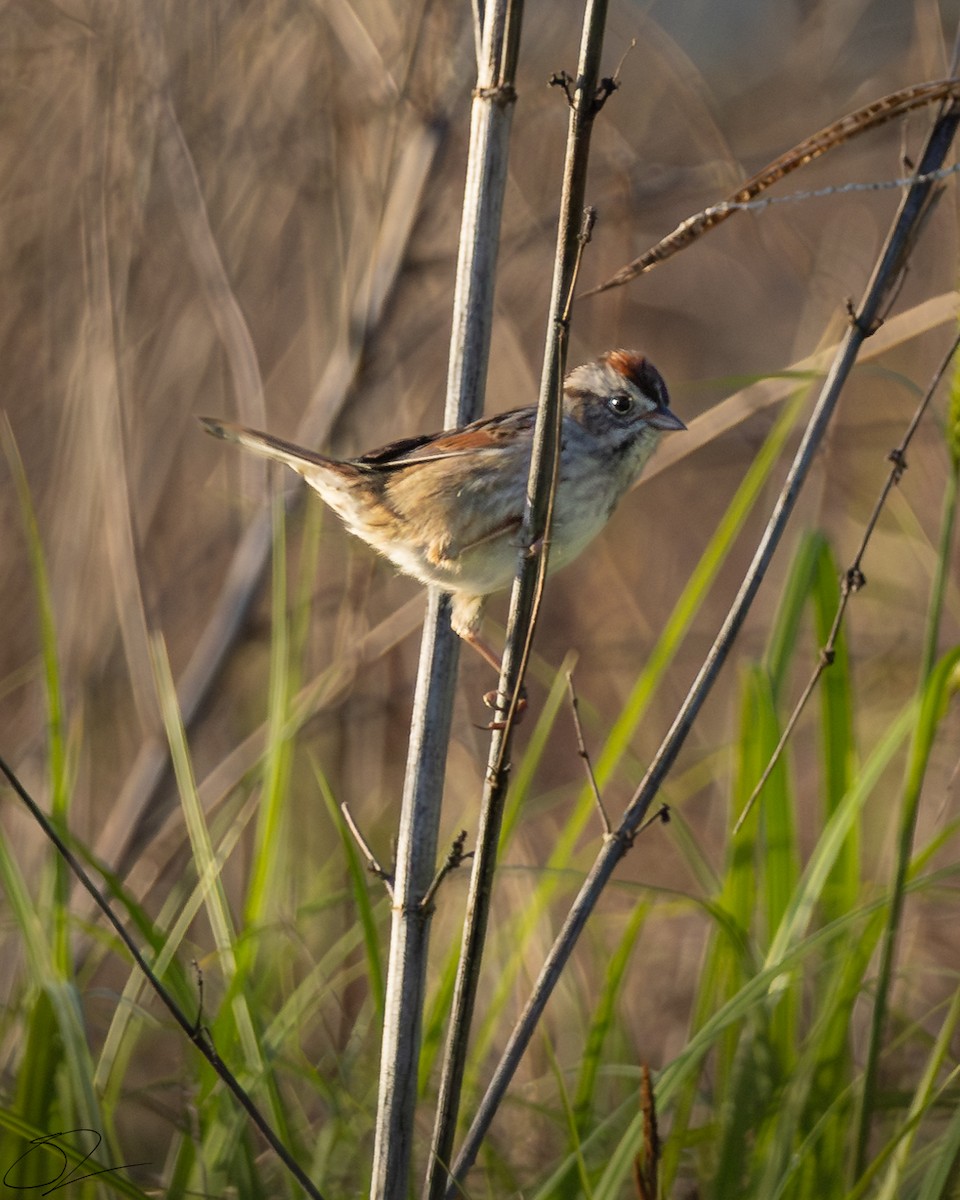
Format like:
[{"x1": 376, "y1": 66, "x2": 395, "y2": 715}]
[{"x1": 2, "y1": 0, "x2": 960, "y2": 1195}]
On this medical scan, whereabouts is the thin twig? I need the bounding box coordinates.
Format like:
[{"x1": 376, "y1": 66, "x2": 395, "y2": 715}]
[
  {"x1": 0, "y1": 755, "x2": 327, "y2": 1200},
  {"x1": 852, "y1": 36, "x2": 960, "y2": 1179},
  {"x1": 420, "y1": 831, "x2": 474, "y2": 913},
  {"x1": 583, "y1": 78, "x2": 960, "y2": 296},
  {"x1": 610, "y1": 38, "x2": 637, "y2": 88},
  {"x1": 638, "y1": 804, "x2": 671, "y2": 835},
  {"x1": 494, "y1": 207, "x2": 598, "y2": 745},
  {"x1": 566, "y1": 669, "x2": 611, "y2": 835},
  {"x1": 448, "y1": 88, "x2": 960, "y2": 1194},
  {"x1": 341, "y1": 802, "x2": 394, "y2": 894},
  {"x1": 734, "y1": 327, "x2": 960, "y2": 833},
  {"x1": 669, "y1": 160, "x2": 960, "y2": 218}
]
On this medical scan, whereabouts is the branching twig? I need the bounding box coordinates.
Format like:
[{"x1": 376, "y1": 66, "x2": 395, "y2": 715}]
[
  {"x1": 583, "y1": 78, "x2": 960, "y2": 296},
  {"x1": 341, "y1": 802, "x2": 394, "y2": 895},
  {"x1": 638, "y1": 804, "x2": 671, "y2": 835},
  {"x1": 0, "y1": 755, "x2": 327, "y2": 1200},
  {"x1": 566, "y1": 669, "x2": 611, "y2": 835},
  {"x1": 420, "y1": 831, "x2": 474, "y2": 913},
  {"x1": 734, "y1": 328, "x2": 960, "y2": 834}
]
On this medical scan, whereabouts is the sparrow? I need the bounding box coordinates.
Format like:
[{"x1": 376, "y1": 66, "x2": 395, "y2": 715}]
[{"x1": 200, "y1": 349, "x2": 684, "y2": 671}]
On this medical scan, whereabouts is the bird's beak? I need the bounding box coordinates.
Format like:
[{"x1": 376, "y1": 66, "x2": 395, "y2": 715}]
[{"x1": 647, "y1": 406, "x2": 686, "y2": 432}]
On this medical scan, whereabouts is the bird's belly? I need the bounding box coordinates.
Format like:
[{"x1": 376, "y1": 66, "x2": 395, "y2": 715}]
[
  {"x1": 347, "y1": 456, "x2": 627, "y2": 599},
  {"x1": 434, "y1": 536, "x2": 522, "y2": 597},
  {"x1": 441, "y1": 485, "x2": 615, "y2": 596}
]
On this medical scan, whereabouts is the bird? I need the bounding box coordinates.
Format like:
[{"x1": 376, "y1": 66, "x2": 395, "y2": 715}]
[{"x1": 200, "y1": 349, "x2": 684, "y2": 673}]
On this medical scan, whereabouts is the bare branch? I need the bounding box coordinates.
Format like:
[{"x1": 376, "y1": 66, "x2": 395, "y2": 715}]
[
  {"x1": 431, "y1": 5, "x2": 614, "y2": 1195},
  {"x1": 373, "y1": 3, "x2": 524, "y2": 1196},
  {"x1": 566, "y1": 669, "x2": 611, "y2": 835}
]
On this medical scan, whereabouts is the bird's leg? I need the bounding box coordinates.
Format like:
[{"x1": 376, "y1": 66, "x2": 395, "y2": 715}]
[
  {"x1": 460, "y1": 628, "x2": 502, "y2": 674},
  {"x1": 460, "y1": 630, "x2": 527, "y2": 728},
  {"x1": 452, "y1": 595, "x2": 527, "y2": 726}
]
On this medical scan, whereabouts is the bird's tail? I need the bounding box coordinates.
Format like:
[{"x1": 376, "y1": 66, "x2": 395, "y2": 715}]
[{"x1": 199, "y1": 417, "x2": 338, "y2": 477}]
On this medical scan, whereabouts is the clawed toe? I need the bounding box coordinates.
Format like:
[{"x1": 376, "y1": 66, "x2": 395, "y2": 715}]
[{"x1": 477, "y1": 685, "x2": 528, "y2": 730}]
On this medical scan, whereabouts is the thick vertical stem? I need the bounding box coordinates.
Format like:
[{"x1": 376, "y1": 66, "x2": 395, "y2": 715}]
[
  {"x1": 369, "y1": 5, "x2": 522, "y2": 1197},
  {"x1": 370, "y1": 592, "x2": 461, "y2": 1199}
]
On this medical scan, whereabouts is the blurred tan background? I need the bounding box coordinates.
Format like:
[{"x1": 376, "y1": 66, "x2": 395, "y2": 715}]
[{"x1": 2, "y1": 0, "x2": 960, "y2": 1116}]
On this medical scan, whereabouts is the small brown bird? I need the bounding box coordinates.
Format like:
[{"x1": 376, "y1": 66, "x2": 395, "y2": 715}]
[{"x1": 201, "y1": 349, "x2": 684, "y2": 669}]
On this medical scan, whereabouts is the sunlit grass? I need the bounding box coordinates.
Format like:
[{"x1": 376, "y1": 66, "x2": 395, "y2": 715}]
[
  {"x1": 2, "y1": 2, "x2": 960, "y2": 1196},
  {"x1": 3, "y1": 367, "x2": 959, "y2": 1194}
]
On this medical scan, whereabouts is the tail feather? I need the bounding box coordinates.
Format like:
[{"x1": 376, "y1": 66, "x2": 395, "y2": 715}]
[{"x1": 199, "y1": 416, "x2": 335, "y2": 477}]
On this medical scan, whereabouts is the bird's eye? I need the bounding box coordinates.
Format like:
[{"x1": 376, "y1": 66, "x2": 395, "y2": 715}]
[{"x1": 607, "y1": 392, "x2": 633, "y2": 415}]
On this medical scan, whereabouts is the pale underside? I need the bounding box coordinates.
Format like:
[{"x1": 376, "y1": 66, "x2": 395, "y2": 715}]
[{"x1": 301, "y1": 416, "x2": 659, "y2": 636}]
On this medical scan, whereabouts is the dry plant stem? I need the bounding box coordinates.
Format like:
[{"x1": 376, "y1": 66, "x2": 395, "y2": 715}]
[
  {"x1": 448, "y1": 94, "x2": 960, "y2": 1193},
  {"x1": 371, "y1": 590, "x2": 462, "y2": 1200},
  {"x1": 633, "y1": 1064, "x2": 659, "y2": 1200},
  {"x1": 735, "y1": 327, "x2": 960, "y2": 833},
  {"x1": 0, "y1": 757, "x2": 326, "y2": 1200},
  {"x1": 341, "y1": 802, "x2": 394, "y2": 894},
  {"x1": 446, "y1": 1, "x2": 523, "y2": 425},
  {"x1": 584, "y1": 77, "x2": 960, "y2": 296},
  {"x1": 370, "y1": 6, "x2": 522, "y2": 1198},
  {"x1": 429, "y1": 6, "x2": 612, "y2": 1196},
  {"x1": 566, "y1": 670, "x2": 611, "y2": 834}
]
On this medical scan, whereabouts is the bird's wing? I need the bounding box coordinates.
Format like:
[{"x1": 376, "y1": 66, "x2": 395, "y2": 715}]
[{"x1": 357, "y1": 407, "x2": 534, "y2": 470}]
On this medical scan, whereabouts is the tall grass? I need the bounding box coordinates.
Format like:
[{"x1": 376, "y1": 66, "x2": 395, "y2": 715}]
[
  {"x1": 1, "y1": 2, "x2": 959, "y2": 1197},
  {"x1": 4, "y1": 334, "x2": 959, "y2": 1194}
]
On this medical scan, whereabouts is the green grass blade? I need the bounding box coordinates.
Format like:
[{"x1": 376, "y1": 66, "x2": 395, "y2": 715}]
[
  {"x1": 243, "y1": 493, "x2": 295, "y2": 937},
  {"x1": 572, "y1": 901, "x2": 649, "y2": 1134},
  {"x1": 914, "y1": 1092, "x2": 960, "y2": 1200},
  {"x1": 875, "y1": 985, "x2": 960, "y2": 1199},
  {"x1": 2, "y1": 422, "x2": 73, "y2": 970},
  {"x1": 764, "y1": 530, "x2": 825, "y2": 701},
  {"x1": 853, "y1": 645, "x2": 960, "y2": 1178}
]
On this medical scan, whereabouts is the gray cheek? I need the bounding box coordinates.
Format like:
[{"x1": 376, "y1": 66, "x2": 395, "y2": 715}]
[
  {"x1": 573, "y1": 401, "x2": 655, "y2": 450},
  {"x1": 575, "y1": 403, "x2": 617, "y2": 440}
]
